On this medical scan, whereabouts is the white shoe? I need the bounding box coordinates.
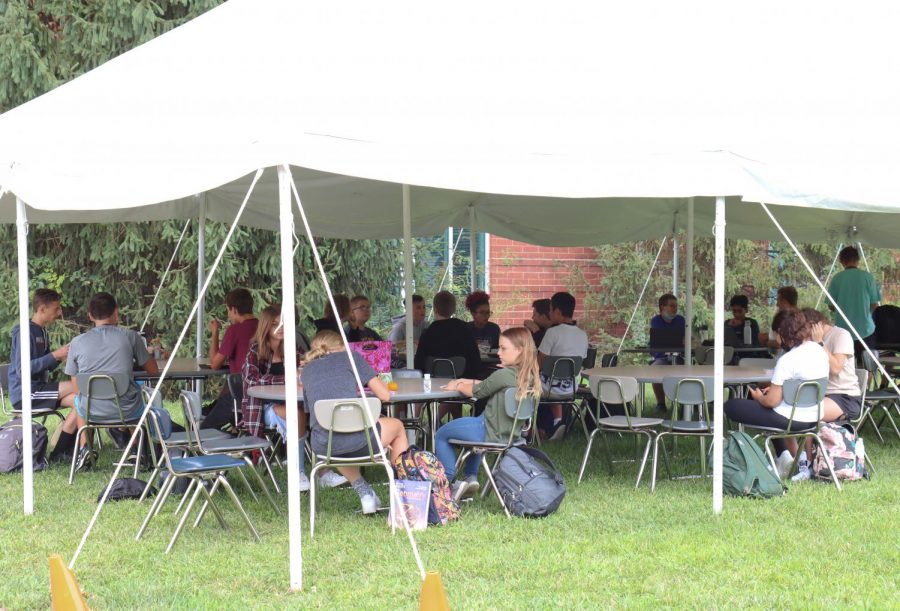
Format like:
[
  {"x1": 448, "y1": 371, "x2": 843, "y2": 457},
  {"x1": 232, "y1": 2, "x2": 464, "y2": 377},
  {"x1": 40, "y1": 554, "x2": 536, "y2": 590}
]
[
  {"x1": 451, "y1": 479, "x2": 480, "y2": 501},
  {"x1": 317, "y1": 470, "x2": 349, "y2": 489},
  {"x1": 775, "y1": 451, "x2": 794, "y2": 479},
  {"x1": 791, "y1": 461, "x2": 812, "y2": 482},
  {"x1": 548, "y1": 422, "x2": 567, "y2": 441},
  {"x1": 298, "y1": 472, "x2": 311, "y2": 492},
  {"x1": 360, "y1": 491, "x2": 381, "y2": 514}
]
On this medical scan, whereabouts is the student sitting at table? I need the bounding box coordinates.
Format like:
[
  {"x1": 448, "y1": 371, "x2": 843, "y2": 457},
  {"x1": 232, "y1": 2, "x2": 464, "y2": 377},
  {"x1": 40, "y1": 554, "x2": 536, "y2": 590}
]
[
  {"x1": 242, "y1": 304, "x2": 345, "y2": 492},
  {"x1": 312, "y1": 294, "x2": 350, "y2": 335},
  {"x1": 64, "y1": 292, "x2": 160, "y2": 470},
  {"x1": 724, "y1": 309, "x2": 829, "y2": 480},
  {"x1": 387, "y1": 294, "x2": 429, "y2": 345},
  {"x1": 523, "y1": 298, "x2": 552, "y2": 348},
  {"x1": 435, "y1": 327, "x2": 542, "y2": 501},
  {"x1": 9, "y1": 289, "x2": 78, "y2": 462},
  {"x1": 301, "y1": 331, "x2": 410, "y2": 514},
  {"x1": 725, "y1": 294, "x2": 766, "y2": 362},
  {"x1": 763, "y1": 286, "x2": 798, "y2": 350},
  {"x1": 465, "y1": 291, "x2": 501, "y2": 352},
  {"x1": 415, "y1": 291, "x2": 481, "y2": 379},
  {"x1": 538, "y1": 292, "x2": 589, "y2": 440},
  {"x1": 789, "y1": 308, "x2": 863, "y2": 481},
  {"x1": 204, "y1": 288, "x2": 258, "y2": 431},
  {"x1": 344, "y1": 295, "x2": 382, "y2": 342},
  {"x1": 649, "y1": 293, "x2": 685, "y2": 413}
]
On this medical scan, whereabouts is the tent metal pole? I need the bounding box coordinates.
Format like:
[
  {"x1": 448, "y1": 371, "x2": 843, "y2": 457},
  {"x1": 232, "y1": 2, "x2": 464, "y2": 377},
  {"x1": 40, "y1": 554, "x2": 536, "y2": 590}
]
[
  {"x1": 15, "y1": 197, "x2": 34, "y2": 515},
  {"x1": 277, "y1": 165, "x2": 303, "y2": 591},
  {"x1": 403, "y1": 185, "x2": 415, "y2": 368},
  {"x1": 684, "y1": 199, "x2": 694, "y2": 364},
  {"x1": 672, "y1": 236, "x2": 678, "y2": 296},
  {"x1": 469, "y1": 205, "x2": 477, "y2": 291},
  {"x1": 195, "y1": 195, "x2": 206, "y2": 360},
  {"x1": 815, "y1": 243, "x2": 842, "y2": 309},
  {"x1": 712, "y1": 196, "x2": 725, "y2": 515},
  {"x1": 858, "y1": 242, "x2": 871, "y2": 272}
]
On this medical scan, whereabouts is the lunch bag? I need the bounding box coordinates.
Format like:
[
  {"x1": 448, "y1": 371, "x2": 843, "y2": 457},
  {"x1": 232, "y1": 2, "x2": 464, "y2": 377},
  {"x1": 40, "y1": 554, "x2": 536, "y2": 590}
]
[
  {"x1": 393, "y1": 446, "x2": 460, "y2": 525},
  {"x1": 0, "y1": 418, "x2": 49, "y2": 473},
  {"x1": 493, "y1": 446, "x2": 566, "y2": 518},
  {"x1": 812, "y1": 423, "x2": 868, "y2": 481},
  {"x1": 722, "y1": 431, "x2": 785, "y2": 498}
]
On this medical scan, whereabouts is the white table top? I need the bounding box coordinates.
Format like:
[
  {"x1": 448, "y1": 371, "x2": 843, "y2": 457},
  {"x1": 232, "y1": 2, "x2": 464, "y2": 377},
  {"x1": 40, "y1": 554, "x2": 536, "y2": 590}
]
[
  {"x1": 247, "y1": 377, "x2": 464, "y2": 403},
  {"x1": 583, "y1": 365, "x2": 773, "y2": 385},
  {"x1": 878, "y1": 355, "x2": 900, "y2": 366},
  {"x1": 134, "y1": 358, "x2": 228, "y2": 380}
]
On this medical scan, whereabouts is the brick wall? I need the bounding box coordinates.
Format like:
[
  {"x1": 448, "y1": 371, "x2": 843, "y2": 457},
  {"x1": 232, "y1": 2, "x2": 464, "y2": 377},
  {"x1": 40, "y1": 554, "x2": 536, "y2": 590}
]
[{"x1": 487, "y1": 236, "x2": 605, "y2": 336}]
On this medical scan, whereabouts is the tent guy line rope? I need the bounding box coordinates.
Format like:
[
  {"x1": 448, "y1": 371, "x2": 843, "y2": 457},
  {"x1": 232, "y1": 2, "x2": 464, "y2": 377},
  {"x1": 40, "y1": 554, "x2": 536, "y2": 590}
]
[
  {"x1": 760, "y1": 203, "x2": 900, "y2": 403},
  {"x1": 69, "y1": 168, "x2": 265, "y2": 569},
  {"x1": 858, "y1": 242, "x2": 871, "y2": 273},
  {"x1": 140, "y1": 218, "x2": 192, "y2": 334},
  {"x1": 289, "y1": 173, "x2": 428, "y2": 581},
  {"x1": 615, "y1": 237, "x2": 667, "y2": 358},
  {"x1": 815, "y1": 243, "x2": 843, "y2": 309}
]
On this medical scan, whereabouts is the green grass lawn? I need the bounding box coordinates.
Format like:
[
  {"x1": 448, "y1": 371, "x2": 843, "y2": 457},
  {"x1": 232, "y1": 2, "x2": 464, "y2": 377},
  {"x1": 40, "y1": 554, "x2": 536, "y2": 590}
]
[{"x1": 0, "y1": 407, "x2": 898, "y2": 609}]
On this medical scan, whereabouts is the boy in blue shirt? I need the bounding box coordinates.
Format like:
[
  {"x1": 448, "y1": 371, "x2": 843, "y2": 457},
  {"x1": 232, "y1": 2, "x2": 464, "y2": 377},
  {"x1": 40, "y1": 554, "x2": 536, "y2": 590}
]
[{"x1": 650, "y1": 293, "x2": 685, "y2": 411}]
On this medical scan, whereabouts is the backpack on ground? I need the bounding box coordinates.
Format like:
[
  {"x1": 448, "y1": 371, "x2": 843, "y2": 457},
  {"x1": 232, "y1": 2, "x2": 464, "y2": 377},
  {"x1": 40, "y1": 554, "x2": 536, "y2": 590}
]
[
  {"x1": 97, "y1": 477, "x2": 157, "y2": 502},
  {"x1": 393, "y1": 446, "x2": 460, "y2": 525},
  {"x1": 812, "y1": 423, "x2": 868, "y2": 481},
  {"x1": 0, "y1": 418, "x2": 49, "y2": 473},
  {"x1": 493, "y1": 446, "x2": 566, "y2": 517},
  {"x1": 722, "y1": 431, "x2": 785, "y2": 498}
]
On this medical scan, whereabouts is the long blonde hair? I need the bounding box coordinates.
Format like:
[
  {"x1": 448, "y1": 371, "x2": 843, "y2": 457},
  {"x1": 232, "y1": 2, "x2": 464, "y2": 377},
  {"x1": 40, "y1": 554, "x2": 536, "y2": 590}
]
[
  {"x1": 501, "y1": 327, "x2": 542, "y2": 401},
  {"x1": 302, "y1": 330, "x2": 345, "y2": 365},
  {"x1": 253, "y1": 303, "x2": 282, "y2": 363}
]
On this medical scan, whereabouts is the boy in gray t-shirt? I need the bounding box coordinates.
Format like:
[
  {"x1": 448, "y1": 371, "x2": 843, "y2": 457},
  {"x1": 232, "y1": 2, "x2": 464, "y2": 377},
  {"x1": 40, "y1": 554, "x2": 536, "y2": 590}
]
[{"x1": 65, "y1": 293, "x2": 159, "y2": 453}]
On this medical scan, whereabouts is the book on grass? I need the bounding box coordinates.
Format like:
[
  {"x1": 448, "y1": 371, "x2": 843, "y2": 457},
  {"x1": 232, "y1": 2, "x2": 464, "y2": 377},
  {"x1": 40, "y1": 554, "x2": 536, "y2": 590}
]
[{"x1": 388, "y1": 479, "x2": 431, "y2": 531}]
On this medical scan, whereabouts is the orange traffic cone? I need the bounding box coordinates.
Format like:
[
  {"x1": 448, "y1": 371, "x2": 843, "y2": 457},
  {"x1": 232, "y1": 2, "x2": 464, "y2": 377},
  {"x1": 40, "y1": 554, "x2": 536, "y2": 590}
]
[
  {"x1": 419, "y1": 570, "x2": 450, "y2": 611},
  {"x1": 49, "y1": 555, "x2": 89, "y2": 610}
]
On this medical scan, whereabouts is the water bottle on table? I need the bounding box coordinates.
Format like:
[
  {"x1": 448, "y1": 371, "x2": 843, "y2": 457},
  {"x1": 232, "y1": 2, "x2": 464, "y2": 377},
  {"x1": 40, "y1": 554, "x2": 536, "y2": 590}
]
[{"x1": 423, "y1": 374, "x2": 431, "y2": 393}]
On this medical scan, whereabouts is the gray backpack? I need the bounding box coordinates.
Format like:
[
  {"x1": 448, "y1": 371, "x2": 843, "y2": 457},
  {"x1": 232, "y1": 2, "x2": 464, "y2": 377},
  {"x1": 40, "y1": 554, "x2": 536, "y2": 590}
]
[
  {"x1": 493, "y1": 446, "x2": 566, "y2": 517},
  {"x1": 0, "y1": 418, "x2": 49, "y2": 473}
]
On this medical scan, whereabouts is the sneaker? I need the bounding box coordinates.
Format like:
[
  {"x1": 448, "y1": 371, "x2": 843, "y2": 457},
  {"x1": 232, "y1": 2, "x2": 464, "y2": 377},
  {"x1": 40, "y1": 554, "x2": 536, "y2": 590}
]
[
  {"x1": 653, "y1": 403, "x2": 668, "y2": 415},
  {"x1": 317, "y1": 470, "x2": 349, "y2": 489},
  {"x1": 775, "y1": 451, "x2": 794, "y2": 479},
  {"x1": 548, "y1": 421, "x2": 567, "y2": 441},
  {"x1": 452, "y1": 479, "x2": 480, "y2": 502},
  {"x1": 360, "y1": 491, "x2": 381, "y2": 514},
  {"x1": 74, "y1": 446, "x2": 97, "y2": 472},
  {"x1": 298, "y1": 472, "x2": 311, "y2": 493},
  {"x1": 791, "y1": 461, "x2": 812, "y2": 482}
]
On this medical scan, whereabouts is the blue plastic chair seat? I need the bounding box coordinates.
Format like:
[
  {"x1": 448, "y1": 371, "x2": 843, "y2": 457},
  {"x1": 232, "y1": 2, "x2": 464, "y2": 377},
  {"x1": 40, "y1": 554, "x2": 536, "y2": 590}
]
[{"x1": 170, "y1": 454, "x2": 246, "y2": 474}]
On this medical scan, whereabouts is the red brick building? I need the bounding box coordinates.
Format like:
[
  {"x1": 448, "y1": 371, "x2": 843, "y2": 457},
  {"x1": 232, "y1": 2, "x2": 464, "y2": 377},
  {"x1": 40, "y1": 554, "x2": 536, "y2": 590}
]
[{"x1": 486, "y1": 236, "x2": 606, "y2": 338}]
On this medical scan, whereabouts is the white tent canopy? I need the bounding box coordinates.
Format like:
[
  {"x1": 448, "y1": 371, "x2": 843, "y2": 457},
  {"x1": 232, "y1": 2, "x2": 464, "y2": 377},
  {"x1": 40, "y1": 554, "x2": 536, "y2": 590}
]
[{"x1": 2, "y1": 0, "x2": 900, "y2": 243}]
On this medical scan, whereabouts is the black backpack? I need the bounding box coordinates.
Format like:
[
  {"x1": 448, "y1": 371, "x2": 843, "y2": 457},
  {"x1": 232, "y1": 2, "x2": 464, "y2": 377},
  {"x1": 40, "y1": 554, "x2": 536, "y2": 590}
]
[
  {"x1": 493, "y1": 446, "x2": 566, "y2": 517},
  {"x1": 0, "y1": 418, "x2": 49, "y2": 473},
  {"x1": 97, "y1": 477, "x2": 157, "y2": 502}
]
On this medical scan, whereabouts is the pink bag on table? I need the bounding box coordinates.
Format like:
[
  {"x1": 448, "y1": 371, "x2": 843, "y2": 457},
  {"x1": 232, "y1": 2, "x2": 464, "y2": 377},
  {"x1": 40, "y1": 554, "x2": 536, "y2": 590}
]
[{"x1": 349, "y1": 341, "x2": 393, "y2": 373}]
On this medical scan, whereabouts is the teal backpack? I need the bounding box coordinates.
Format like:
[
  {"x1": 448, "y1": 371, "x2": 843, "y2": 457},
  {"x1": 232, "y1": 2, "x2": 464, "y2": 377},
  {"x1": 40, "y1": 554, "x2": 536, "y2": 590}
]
[{"x1": 722, "y1": 431, "x2": 786, "y2": 498}]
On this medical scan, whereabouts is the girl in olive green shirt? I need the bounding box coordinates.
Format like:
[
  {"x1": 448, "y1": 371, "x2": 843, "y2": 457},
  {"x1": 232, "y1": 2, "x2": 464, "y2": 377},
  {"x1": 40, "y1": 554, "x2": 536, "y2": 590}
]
[{"x1": 435, "y1": 327, "x2": 542, "y2": 501}]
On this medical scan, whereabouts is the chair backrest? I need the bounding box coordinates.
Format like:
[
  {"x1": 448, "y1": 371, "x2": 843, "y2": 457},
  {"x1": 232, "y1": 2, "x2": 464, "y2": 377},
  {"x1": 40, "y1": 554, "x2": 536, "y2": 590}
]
[
  {"x1": 227, "y1": 373, "x2": 244, "y2": 402},
  {"x1": 699, "y1": 347, "x2": 734, "y2": 365},
  {"x1": 582, "y1": 347, "x2": 598, "y2": 370},
  {"x1": 591, "y1": 375, "x2": 640, "y2": 405},
  {"x1": 314, "y1": 397, "x2": 381, "y2": 433},
  {"x1": 855, "y1": 368, "x2": 869, "y2": 403},
  {"x1": 781, "y1": 378, "x2": 827, "y2": 409},
  {"x1": 541, "y1": 355, "x2": 583, "y2": 379},
  {"x1": 600, "y1": 353, "x2": 618, "y2": 368},
  {"x1": 76, "y1": 373, "x2": 132, "y2": 400},
  {"x1": 662, "y1": 376, "x2": 714, "y2": 404},
  {"x1": 179, "y1": 390, "x2": 204, "y2": 447},
  {"x1": 738, "y1": 357, "x2": 776, "y2": 369},
  {"x1": 426, "y1": 356, "x2": 466, "y2": 378},
  {"x1": 503, "y1": 387, "x2": 535, "y2": 444},
  {"x1": 0, "y1": 363, "x2": 8, "y2": 392},
  {"x1": 140, "y1": 385, "x2": 164, "y2": 410},
  {"x1": 860, "y1": 350, "x2": 878, "y2": 373},
  {"x1": 391, "y1": 368, "x2": 423, "y2": 379}
]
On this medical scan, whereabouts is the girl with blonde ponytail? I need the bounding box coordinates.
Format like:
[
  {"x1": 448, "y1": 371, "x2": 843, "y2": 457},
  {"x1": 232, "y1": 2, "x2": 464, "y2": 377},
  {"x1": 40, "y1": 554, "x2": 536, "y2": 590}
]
[{"x1": 435, "y1": 327, "x2": 541, "y2": 500}]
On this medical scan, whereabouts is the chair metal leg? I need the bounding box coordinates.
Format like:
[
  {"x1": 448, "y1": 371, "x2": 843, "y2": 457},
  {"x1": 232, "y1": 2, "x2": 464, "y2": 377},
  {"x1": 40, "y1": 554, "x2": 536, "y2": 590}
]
[
  {"x1": 136, "y1": 473, "x2": 176, "y2": 541},
  {"x1": 68, "y1": 425, "x2": 89, "y2": 485},
  {"x1": 133, "y1": 428, "x2": 144, "y2": 479},
  {"x1": 481, "y1": 457, "x2": 510, "y2": 518},
  {"x1": 173, "y1": 479, "x2": 197, "y2": 517},
  {"x1": 650, "y1": 434, "x2": 662, "y2": 492},
  {"x1": 218, "y1": 474, "x2": 261, "y2": 541},
  {"x1": 242, "y1": 455, "x2": 281, "y2": 515},
  {"x1": 259, "y1": 451, "x2": 281, "y2": 494},
  {"x1": 812, "y1": 434, "x2": 842, "y2": 491},
  {"x1": 577, "y1": 429, "x2": 598, "y2": 484},
  {"x1": 309, "y1": 462, "x2": 323, "y2": 537},
  {"x1": 635, "y1": 432, "x2": 653, "y2": 489},
  {"x1": 762, "y1": 436, "x2": 781, "y2": 480},
  {"x1": 196, "y1": 479, "x2": 229, "y2": 530},
  {"x1": 166, "y1": 480, "x2": 204, "y2": 554},
  {"x1": 235, "y1": 465, "x2": 260, "y2": 503}
]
